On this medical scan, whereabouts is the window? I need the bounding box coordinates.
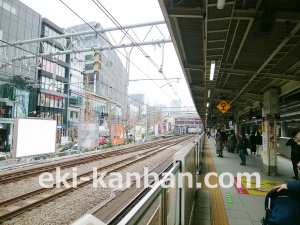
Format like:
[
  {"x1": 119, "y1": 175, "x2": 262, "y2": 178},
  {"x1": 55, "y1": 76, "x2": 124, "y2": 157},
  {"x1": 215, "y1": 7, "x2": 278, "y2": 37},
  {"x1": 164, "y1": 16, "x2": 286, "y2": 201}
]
[
  {"x1": 85, "y1": 63, "x2": 93, "y2": 71},
  {"x1": 85, "y1": 55, "x2": 93, "y2": 61},
  {"x1": 40, "y1": 93, "x2": 46, "y2": 106},
  {"x1": 56, "y1": 65, "x2": 65, "y2": 77},
  {"x1": 55, "y1": 96, "x2": 59, "y2": 108},
  {"x1": 41, "y1": 76, "x2": 46, "y2": 89},
  {"x1": 45, "y1": 94, "x2": 50, "y2": 107},
  {"x1": 62, "y1": 98, "x2": 65, "y2": 109},
  {"x1": 42, "y1": 59, "x2": 54, "y2": 73},
  {"x1": 58, "y1": 97, "x2": 63, "y2": 108},
  {"x1": 3, "y1": 1, "x2": 11, "y2": 12},
  {"x1": 50, "y1": 95, "x2": 54, "y2": 107}
]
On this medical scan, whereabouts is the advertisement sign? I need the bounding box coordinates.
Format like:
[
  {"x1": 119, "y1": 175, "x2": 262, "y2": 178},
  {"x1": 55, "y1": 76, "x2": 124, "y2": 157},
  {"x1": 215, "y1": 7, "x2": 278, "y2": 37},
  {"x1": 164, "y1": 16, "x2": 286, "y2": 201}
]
[
  {"x1": 135, "y1": 125, "x2": 142, "y2": 141},
  {"x1": 14, "y1": 89, "x2": 29, "y2": 117},
  {"x1": 12, "y1": 118, "x2": 56, "y2": 158},
  {"x1": 269, "y1": 120, "x2": 275, "y2": 149},
  {"x1": 263, "y1": 132, "x2": 267, "y2": 152},
  {"x1": 78, "y1": 122, "x2": 99, "y2": 150},
  {"x1": 154, "y1": 125, "x2": 159, "y2": 136},
  {"x1": 112, "y1": 125, "x2": 124, "y2": 145},
  {"x1": 160, "y1": 123, "x2": 165, "y2": 134}
]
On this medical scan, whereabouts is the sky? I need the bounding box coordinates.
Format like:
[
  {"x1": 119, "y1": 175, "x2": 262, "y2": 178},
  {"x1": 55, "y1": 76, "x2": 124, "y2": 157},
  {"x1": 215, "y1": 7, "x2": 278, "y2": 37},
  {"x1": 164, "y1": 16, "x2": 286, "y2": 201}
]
[{"x1": 19, "y1": 0, "x2": 196, "y2": 110}]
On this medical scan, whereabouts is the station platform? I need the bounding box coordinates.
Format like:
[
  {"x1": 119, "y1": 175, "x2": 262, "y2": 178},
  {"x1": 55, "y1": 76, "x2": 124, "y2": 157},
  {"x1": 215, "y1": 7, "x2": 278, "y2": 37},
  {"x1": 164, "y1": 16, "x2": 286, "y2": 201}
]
[{"x1": 195, "y1": 136, "x2": 295, "y2": 225}]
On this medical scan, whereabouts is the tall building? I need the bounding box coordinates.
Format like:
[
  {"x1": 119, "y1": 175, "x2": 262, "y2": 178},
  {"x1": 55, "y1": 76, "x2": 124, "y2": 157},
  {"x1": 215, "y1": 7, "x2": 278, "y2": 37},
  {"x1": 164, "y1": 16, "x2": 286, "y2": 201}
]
[
  {"x1": 170, "y1": 100, "x2": 181, "y2": 116},
  {"x1": 66, "y1": 22, "x2": 128, "y2": 133},
  {"x1": 36, "y1": 18, "x2": 70, "y2": 141},
  {"x1": 130, "y1": 93, "x2": 145, "y2": 108},
  {"x1": 159, "y1": 104, "x2": 167, "y2": 117},
  {"x1": 0, "y1": 0, "x2": 42, "y2": 151}
]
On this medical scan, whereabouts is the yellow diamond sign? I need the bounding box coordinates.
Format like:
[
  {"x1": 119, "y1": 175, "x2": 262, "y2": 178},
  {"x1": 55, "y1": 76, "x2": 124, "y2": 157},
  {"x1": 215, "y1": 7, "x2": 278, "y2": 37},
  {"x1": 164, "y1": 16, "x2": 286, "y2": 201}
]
[{"x1": 217, "y1": 100, "x2": 231, "y2": 113}]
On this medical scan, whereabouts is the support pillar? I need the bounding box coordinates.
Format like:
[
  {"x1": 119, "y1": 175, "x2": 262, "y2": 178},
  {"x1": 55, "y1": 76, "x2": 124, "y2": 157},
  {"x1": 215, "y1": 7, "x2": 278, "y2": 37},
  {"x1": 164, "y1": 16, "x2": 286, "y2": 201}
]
[
  {"x1": 262, "y1": 118, "x2": 277, "y2": 175},
  {"x1": 262, "y1": 89, "x2": 279, "y2": 176}
]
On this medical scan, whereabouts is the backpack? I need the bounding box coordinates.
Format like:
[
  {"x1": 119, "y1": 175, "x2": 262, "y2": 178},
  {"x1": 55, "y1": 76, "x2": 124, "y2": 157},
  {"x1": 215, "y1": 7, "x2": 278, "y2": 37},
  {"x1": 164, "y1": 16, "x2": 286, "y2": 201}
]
[{"x1": 262, "y1": 189, "x2": 300, "y2": 225}]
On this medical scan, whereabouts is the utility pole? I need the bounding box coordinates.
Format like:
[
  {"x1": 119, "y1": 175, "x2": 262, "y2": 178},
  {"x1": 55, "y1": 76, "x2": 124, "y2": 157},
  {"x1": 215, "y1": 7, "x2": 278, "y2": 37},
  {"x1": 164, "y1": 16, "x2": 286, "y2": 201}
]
[{"x1": 145, "y1": 105, "x2": 148, "y2": 141}]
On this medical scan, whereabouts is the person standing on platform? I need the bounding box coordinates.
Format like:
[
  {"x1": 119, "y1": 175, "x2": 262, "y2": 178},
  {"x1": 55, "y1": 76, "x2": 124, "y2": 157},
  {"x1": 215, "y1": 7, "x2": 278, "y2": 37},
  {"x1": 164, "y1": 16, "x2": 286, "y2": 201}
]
[
  {"x1": 256, "y1": 131, "x2": 263, "y2": 157},
  {"x1": 216, "y1": 130, "x2": 224, "y2": 158},
  {"x1": 238, "y1": 132, "x2": 249, "y2": 165},
  {"x1": 286, "y1": 131, "x2": 300, "y2": 179},
  {"x1": 228, "y1": 130, "x2": 236, "y2": 153},
  {"x1": 250, "y1": 131, "x2": 257, "y2": 155}
]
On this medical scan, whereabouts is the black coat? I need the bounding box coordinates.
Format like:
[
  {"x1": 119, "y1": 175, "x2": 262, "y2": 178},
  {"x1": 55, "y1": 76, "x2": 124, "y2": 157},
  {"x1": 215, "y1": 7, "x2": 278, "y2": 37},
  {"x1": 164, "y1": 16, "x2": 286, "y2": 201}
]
[
  {"x1": 286, "y1": 139, "x2": 300, "y2": 161},
  {"x1": 238, "y1": 137, "x2": 249, "y2": 150},
  {"x1": 250, "y1": 134, "x2": 256, "y2": 145},
  {"x1": 256, "y1": 134, "x2": 262, "y2": 145}
]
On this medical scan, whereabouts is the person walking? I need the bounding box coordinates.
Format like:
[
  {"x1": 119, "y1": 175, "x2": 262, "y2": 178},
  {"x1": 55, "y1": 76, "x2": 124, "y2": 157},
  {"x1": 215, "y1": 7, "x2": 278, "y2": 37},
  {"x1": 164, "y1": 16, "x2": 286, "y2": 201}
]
[
  {"x1": 228, "y1": 130, "x2": 237, "y2": 153},
  {"x1": 256, "y1": 131, "x2": 263, "y2": 157},
  {"x1": 216, "y1": 130, "x2": 224, "y2": 158},
  {"x1": 286, "y1": 131, "x2": 300, "y2": 179},
  {"x1": 238, "y1": 132, "x2": 249, "y2": 165},
  {"x1": 250, "y1": 131, "x2": 257, "y2": 155}
]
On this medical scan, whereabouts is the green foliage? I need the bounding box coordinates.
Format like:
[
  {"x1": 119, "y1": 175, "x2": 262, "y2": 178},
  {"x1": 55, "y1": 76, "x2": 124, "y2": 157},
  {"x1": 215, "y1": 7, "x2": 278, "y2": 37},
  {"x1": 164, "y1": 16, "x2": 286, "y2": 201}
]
[
  {"x1": 101, "y1": 142, "x2": 113, "y2": 149},
  {"x1": 107, "y1": 142, "x2": 113, "y2": 148}
]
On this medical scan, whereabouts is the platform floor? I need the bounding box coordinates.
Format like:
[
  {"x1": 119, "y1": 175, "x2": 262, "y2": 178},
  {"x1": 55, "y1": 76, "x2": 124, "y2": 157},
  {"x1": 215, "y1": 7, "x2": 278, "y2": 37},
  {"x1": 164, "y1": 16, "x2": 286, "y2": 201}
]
[{"x1": 195, "y1": 136, "x2": 295, "y2": 225}]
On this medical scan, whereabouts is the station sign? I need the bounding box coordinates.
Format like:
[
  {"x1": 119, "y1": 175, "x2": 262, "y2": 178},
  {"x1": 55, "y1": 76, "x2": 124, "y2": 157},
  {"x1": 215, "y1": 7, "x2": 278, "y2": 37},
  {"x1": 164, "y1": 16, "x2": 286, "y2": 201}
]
[{"x1": 217, "y1": 100, "x2": 231, "y2": 113}]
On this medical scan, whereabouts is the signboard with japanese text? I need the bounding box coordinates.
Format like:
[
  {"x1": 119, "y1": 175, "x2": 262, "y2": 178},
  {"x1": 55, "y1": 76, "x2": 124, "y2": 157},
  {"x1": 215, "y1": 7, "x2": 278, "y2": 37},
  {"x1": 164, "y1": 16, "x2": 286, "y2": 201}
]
[
  {"x1": 135, "y1": 125, "x2": 142, "y2": 141},
  {"x1": 111, "y1": 125, "x2": 124, "y2": 145}
]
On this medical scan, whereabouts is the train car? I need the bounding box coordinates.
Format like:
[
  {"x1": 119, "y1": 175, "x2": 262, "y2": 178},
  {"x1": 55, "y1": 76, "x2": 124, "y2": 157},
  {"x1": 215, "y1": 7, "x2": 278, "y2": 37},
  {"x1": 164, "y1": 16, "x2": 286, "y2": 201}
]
[{"x1": 187, "y1": 126, "x2": 202, "y2": 134}]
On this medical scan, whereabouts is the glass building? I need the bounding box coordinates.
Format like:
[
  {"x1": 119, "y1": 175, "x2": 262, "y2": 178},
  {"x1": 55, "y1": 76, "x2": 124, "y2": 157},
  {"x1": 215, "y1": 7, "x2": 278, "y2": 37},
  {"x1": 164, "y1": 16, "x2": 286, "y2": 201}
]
[
  {"x1": 66, "y1": 22, "x2": 128, "y2": 136},
  {"x1": 0, "y1": 0, "x2": 42, "y2": 152}
]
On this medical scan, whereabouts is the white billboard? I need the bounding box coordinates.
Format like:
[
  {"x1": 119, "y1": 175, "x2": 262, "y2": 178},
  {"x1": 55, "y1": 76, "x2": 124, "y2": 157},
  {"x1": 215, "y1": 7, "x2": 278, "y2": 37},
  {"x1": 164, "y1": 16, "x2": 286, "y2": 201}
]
[
  {"x1": 78, "y1": 122, "x2": 99, "y2": 150},
  {"x1": 13, "y1": 118, "x2": 56, "y2": 158},
  {"x1": 155, "y1": 125, "x2": 159, "y2": 136},
  {"x1": 135, "y1": 126, "x2": 142, "y2": 141}
]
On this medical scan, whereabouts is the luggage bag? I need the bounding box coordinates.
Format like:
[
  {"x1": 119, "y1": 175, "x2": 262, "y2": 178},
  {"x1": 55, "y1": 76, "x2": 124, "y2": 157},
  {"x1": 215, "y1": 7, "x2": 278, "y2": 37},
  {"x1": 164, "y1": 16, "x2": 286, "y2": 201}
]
[{"x1": 261, "y1": 188, "x2": 300, "y2": 225}]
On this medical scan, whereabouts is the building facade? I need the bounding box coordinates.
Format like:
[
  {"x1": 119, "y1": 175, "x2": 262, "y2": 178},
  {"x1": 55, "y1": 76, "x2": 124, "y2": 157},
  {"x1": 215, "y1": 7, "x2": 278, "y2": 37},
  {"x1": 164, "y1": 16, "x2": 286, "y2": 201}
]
[
  {"x1": 36, "y1": 18, "x2": 70, "y2": 142},
  {"x1": 66, "y1": 22, "x2": 128, "y2": 137},
  {"x1": 170, "y1": 100, "x2": 182, "y2": 116},
  {"x1": 0, "y1": 0, "x2": 42, "y2": 151}
]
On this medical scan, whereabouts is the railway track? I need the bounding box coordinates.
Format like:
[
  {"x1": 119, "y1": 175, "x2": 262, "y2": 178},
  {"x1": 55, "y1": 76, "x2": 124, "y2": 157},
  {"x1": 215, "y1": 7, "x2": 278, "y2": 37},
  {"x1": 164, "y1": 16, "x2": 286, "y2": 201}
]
[
  {"x1": 0, "y1": 136, "x2": 187, "y2": 185},
  {"x1": 0, "y1": 135, "x2": 195, "y2": 223}
]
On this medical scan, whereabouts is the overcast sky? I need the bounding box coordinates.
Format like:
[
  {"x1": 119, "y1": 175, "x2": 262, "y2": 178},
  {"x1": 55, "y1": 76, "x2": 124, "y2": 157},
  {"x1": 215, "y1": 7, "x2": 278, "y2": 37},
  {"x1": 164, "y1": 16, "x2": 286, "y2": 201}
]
[{"x1": 20, "y1": 0, "x2": 196, "y2": 110}]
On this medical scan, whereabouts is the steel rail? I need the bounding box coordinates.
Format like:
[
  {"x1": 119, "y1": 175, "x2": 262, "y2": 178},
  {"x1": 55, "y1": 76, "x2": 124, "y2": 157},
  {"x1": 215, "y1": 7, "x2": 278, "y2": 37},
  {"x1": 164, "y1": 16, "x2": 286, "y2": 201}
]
[
  {"x1": 0, "y1": 136, "x2": 184, "y2": 184},
  {"x1": 0, "y1": 136, "x2": 194, "y2": 223}
]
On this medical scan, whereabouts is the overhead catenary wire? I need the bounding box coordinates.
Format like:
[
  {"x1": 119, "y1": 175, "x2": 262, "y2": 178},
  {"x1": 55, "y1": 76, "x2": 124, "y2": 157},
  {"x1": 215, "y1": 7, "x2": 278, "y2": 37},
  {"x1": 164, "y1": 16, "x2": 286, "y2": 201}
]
[
  {"x1": 58, "y1": 0, "x2": 191, "y2": 111},
  {"x1": 0, "y1": 72, "x2": 191, "y2": 115},
  {"x1": 91, "y1": 0, "x2": 188, "y2": 110},
  {"x1": 0, "y1": 2, "x2": 194, "y2": 113}
]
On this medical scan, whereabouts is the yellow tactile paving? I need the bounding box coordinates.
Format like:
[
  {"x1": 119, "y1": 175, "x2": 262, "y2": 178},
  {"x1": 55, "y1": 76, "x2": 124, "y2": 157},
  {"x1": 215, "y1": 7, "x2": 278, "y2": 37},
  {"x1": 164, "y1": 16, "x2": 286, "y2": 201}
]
[{"x1": 200, "y1": 136, "x2": 229, "y2": 225}]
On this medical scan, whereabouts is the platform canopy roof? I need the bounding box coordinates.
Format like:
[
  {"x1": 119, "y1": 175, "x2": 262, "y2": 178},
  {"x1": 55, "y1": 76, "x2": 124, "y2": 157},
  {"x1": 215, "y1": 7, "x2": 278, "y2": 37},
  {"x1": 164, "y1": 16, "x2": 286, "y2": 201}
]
[{"x1": 159, "y1": 0, "x2": 300, "y2": 126}]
